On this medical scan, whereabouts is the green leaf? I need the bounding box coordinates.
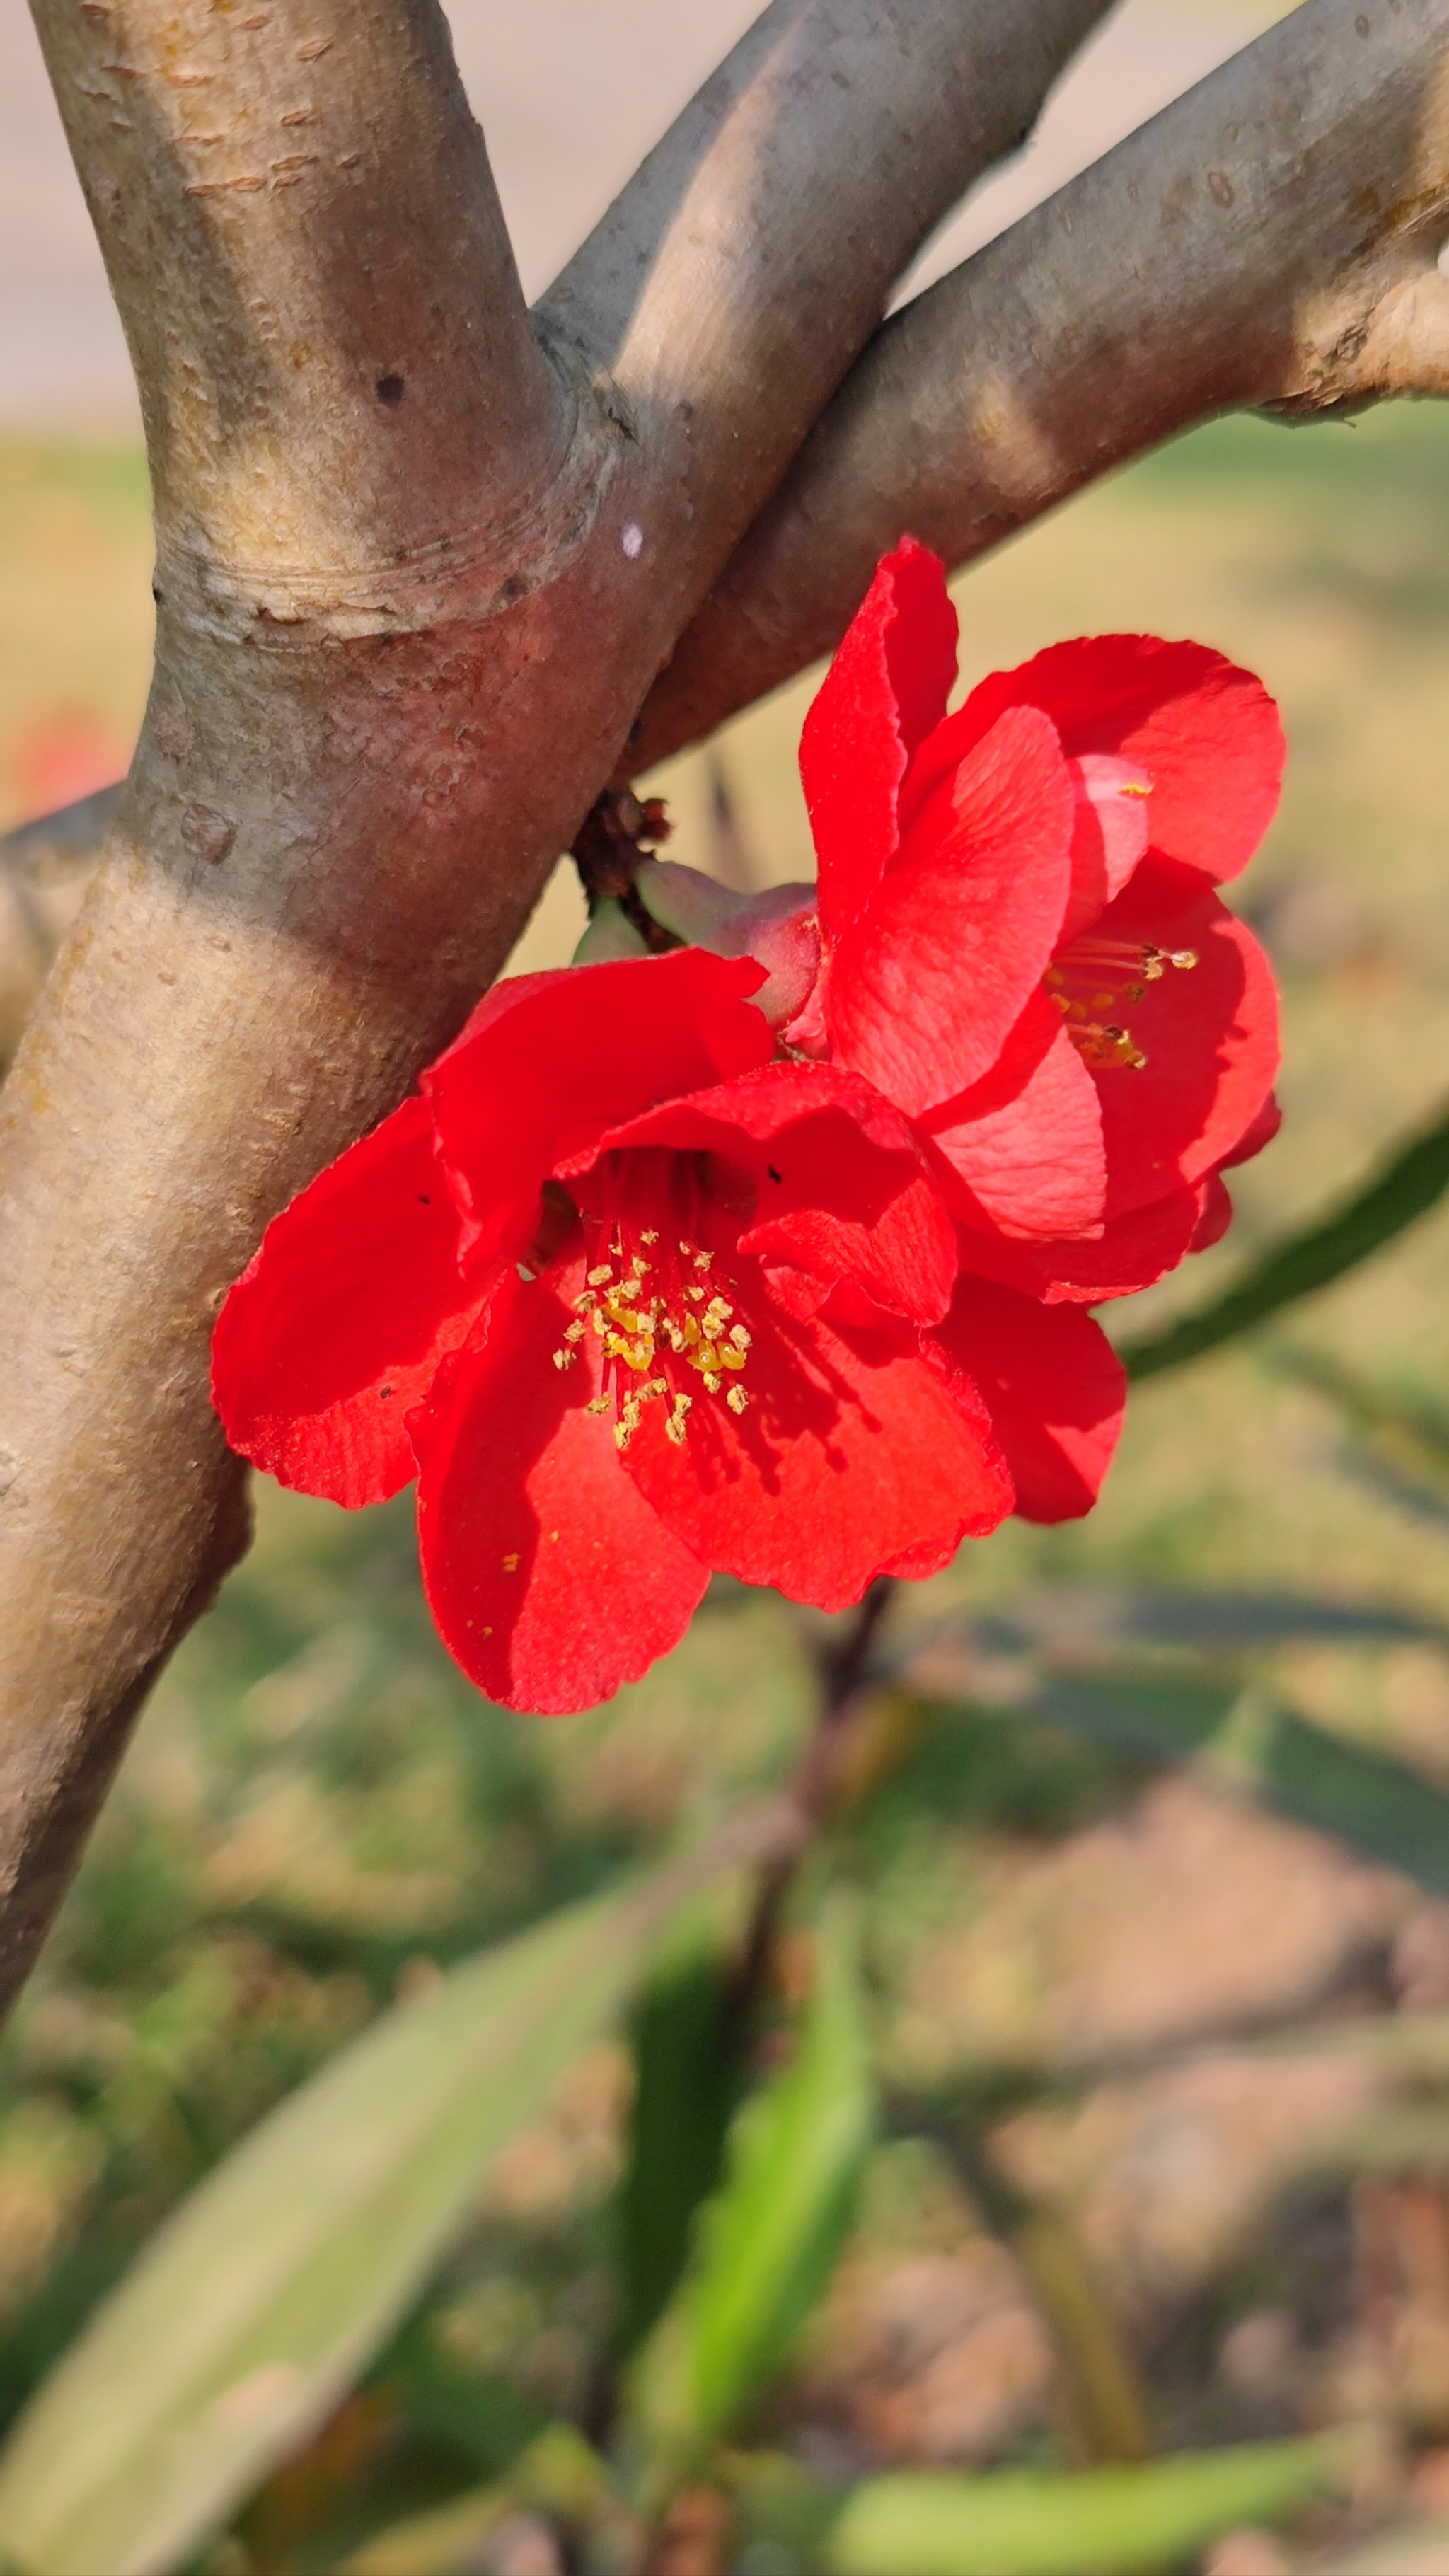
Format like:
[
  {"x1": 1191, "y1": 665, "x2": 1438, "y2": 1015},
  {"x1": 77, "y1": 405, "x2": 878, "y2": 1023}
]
[
  {"x1": 1118, "y1": 1092, "x2": 1449, "y2": 1380},
  {"x1": 629, "y1": 1899, "x2": 874, "y2": 2464},
  {"x1": 819, "y1": 2439, "x2": 1341, "y2": 2576},
  {"x1": 1030, "y1": 1675, "x2": 1449, "y2": 1900},
  {"x1": 1256, "y1": 1706, "x2": 1449, "y2": 1896},
  {"x1": 615, "y1": 1915, "x2": 738, "y2": 2360},
  {"x1": 0, "y1": 1842, "x2": 753, "y2": 2576}
]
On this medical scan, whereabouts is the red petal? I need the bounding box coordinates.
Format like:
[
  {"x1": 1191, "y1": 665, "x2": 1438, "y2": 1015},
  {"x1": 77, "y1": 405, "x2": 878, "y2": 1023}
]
[
  {"x1": 411, "y1": 1257, "x2": 708, "y2": 1714},
  {"x1": 826, "y1": 706, "x2": 1075, "y2": 1119},
  {"x1": 800, "y1": 538, "x2": 959, "y2": 943},
  {"x1": 212, "y1": 1094, "x2": 483, "y2": 1508},
  {"x1": 1189, "y1": 1172, "x2": 1233, "y2": 1252},
  {"x1": 583, "y1": 1059, "x2": 958, "y2": 1327},
  {"x1": 1061, "y1": 754, "x2": 1153, "y2": 943},
  {"x1": 623, "y1": 1274, "x2": 1012, "y2": 1610},
  {"x1": 925, "y1": 992, "x2": 1106, "y2": 1240},
  {"x1": 1218, "y1": 1089, "x2": 1282, "y2": 1169},
  {"x1": 1088, "y1": 857, "x2": 1280, "y2": 1220},
  {"x1": 424, "y1": 952, "x2": 772, "y2": 1266},
  {"x1": 954, "y1": 1186, "x2": 1208, "y2": 1305},
  {"x1": 935, "y1": 1275, "x2": 1126, "y2": 1520},
  {"x1": 947, "y1": 633, "x2": 1283, "y2": 887}
]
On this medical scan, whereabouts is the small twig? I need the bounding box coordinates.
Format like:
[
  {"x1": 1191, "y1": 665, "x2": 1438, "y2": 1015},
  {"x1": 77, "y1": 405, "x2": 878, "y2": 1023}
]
[
  {"x1": 570, "y1": 791, "x2": 675, "y2": 947},
  {"x1": 727, "y1": 1579, "x2": 897, "y2": 2033}
]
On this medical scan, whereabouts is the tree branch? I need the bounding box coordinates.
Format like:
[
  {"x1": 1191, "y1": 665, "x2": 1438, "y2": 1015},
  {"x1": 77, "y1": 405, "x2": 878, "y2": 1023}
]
[
  {"x1": 0, "y1": 787, "x2": 122, "y2": 1073},
  {"x1": 0, "y1": 0, "x2": 1111, "y2": 2012},
  {"x1": 628, "y1": 0, "x2": 1449, "y2": 775}
]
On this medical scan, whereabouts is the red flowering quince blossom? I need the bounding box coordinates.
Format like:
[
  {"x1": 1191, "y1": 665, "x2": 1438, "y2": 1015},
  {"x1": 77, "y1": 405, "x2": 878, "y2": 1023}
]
[
  {"x1": 637, "y1": 538, "x2": 1284, "y2": 1304},
  {"x1": 212, "y1": 947, "x2": 1127, "y2": 1715}
]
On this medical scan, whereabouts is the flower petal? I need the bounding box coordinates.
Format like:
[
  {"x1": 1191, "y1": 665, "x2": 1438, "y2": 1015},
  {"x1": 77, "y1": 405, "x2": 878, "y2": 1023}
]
[
  {"x1": 800, "y1": 537, "x2": 959, "y2": 942},
  {"x1": 935, "y1": 1275, "x2": 1126, "y2": 1520},
  {"x1": 925, "y1": 991, "x2": 1107, "y2": 1240},
  {"x1": 623, "y1": 1272, "x2": 1012, "y2": 1610},
  {"x1": 944, "y1": 633, "x2": 1284, "y2": 887},
  {"x1": 826, "y1": 705, "x2": 1075, "y2": 1119},
  {"x1": 1061, "y1": 753, "x2": 1153, "y2": 943},
  {"x1": 411, "y1": 1257, "x2": 708, "y2": 1714},
  {"x1": 1087, "y1": 856, "x2": 1280, "y2": 1219},
  {"x1": 582, "y1": 1059, "x2": 958, "y2": 1327},
  {"x1": 212, "y1": 1094, "x2": 482, "y2": 1508},
  {"x1": 953, "y1": 1184, "x2": 1211, "y2": 1305},
  {"x1": 424, "y1": 951, "x2": 772, "y2": 1266}
]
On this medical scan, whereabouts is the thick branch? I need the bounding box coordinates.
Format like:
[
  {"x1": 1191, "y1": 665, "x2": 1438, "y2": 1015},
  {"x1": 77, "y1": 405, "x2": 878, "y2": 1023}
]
[
  {"x1": 0, "y1": 787, "x2": 122, "y2": 1072},
  {"x1": 0, "y1": 0, "x2": 1110, "y2": 2012},
  {"x1": 629, "y1": 0, "x2": 1449, "y2": 773}
]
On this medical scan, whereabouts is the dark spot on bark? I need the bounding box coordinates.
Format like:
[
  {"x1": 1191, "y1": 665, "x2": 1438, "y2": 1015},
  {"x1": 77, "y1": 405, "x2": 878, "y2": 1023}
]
[
  {"x1": 499, "y1": 572, "x2": 528, "y2": 606},
  {"x1": 151, "y1": 582, "x2": 163, "y2": 603},
  {"x1": 380, "y1": 1385, "x2": 393, "y2": 1399},
  {"x1": 180, "y1": 802, "x2": 236, "y2": 865},
  {"x1": 376, "y1": 374, "x2": 405, "y2": 406}
]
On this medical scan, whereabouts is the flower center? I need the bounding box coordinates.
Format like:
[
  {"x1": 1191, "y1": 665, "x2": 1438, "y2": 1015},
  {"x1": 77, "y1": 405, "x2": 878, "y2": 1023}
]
[
  {"x1": 546, "y1": 1157, "x2": 753, "y2": 1451},
  {"x1": 1044, "y1": 934, "x2": 1198, "y2": 1071}
]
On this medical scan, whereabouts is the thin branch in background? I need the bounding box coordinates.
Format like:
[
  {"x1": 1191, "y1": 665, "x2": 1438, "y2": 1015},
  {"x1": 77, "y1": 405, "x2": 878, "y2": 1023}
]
[{"x1": 727, "y1": 1579, "x2": 898, "y2": 2038}]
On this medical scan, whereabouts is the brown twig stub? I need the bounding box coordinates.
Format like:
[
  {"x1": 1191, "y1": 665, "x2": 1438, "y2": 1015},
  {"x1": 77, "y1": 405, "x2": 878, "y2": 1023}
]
[{"x1": 570, "y1": 790, "x2": 675, "y2": 947}]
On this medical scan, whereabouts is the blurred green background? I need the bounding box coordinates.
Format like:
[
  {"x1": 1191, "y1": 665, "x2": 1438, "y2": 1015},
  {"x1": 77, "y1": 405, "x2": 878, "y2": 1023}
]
[{"x1": 13, "y1": 401, "x2": 1449, "y2": 2570}]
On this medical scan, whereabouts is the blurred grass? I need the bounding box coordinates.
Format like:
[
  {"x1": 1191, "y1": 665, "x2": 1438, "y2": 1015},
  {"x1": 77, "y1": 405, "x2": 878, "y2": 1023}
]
[{"x1": 13, "y1": 398, "x2": 1449, "y2": 2554}]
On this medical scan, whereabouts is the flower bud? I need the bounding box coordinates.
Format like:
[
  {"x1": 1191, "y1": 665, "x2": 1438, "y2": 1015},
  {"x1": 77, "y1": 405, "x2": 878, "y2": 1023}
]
[{"x1": 633, "y1": 860, "x2": 821, "y2": 1029}]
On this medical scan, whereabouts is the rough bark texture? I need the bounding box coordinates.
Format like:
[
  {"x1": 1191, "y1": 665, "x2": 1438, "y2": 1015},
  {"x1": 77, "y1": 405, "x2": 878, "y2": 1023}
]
[
  {"x1": 0, "y1": 0, "x2": 1114, "y2": 2014},
  {"x1": 630, "y1": 0, "x2": 1449, "y2": 773}
]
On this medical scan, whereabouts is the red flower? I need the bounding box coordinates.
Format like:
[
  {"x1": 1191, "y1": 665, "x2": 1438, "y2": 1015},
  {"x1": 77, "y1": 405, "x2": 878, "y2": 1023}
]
[
  {"x1": 212, "y1": 950, "x2": 1125, "y2": 1714},
  {"x1": 642, "y1": 542, "x2": 1283, "y2": 1303}
]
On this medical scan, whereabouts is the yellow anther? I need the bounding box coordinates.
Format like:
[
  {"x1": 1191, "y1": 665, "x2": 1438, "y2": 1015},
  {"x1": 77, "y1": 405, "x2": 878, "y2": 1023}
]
[
  {"x1": 564, "y1": 1321, "x2": 586, "y2": 1342},
  {"x1": 729, "y1": 1324, "x2": 751, "y2": 1349},
  {"x1": 552, "y1": 1348, "x2": 575, "y2": 1370},
  {"x1": 587, "y1": 1264, "x2": 613, "y2": 1287},
  {"x1": 727, "y1": 1385, "x2": 749, "y2": 1415},
  {"x1": 686, "y1": 1285, "x2": 706, "y2": 1303},
  {"x1": 641, "y1": 1228, "x2": 659, "y2": 1244},
  {"x1": 585, "y1": 1394, "x2": 611, "y2": 1416},
  {"x1": 693, "y1": 1249, "x2": 713, "y2": 1271},
  {"x1": 502, "y1": 1552, "x2": 520, "y2": 1572},
  {"x1": 703, "y1": 1371, "x2": 722, "y2": 1394},
  {"x1": 666, "y1": 1413, "x2": 688, "y2": 1447},
  {"x1": 574, "y1": 1290, "x2": 597, "y2": 1311}
]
